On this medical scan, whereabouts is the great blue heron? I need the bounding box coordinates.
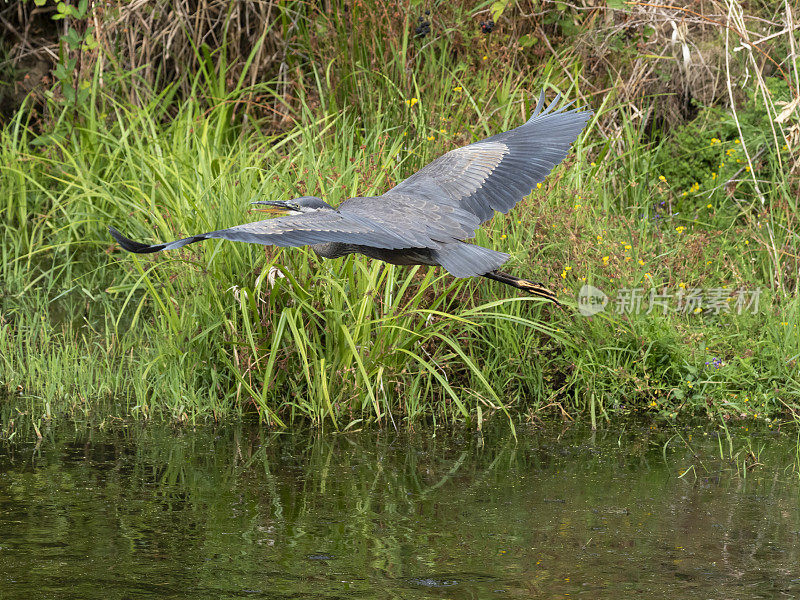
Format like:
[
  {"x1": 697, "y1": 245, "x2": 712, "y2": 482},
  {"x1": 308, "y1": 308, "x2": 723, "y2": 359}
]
[{"x1": 110, "y1": 91, "x2": 591, "y2": 304}]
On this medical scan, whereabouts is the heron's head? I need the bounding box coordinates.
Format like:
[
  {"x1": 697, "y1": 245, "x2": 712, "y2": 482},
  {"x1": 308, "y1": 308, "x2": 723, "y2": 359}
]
[{"x1": 252, "y1": 196, "x2": 334, "y2": 214}]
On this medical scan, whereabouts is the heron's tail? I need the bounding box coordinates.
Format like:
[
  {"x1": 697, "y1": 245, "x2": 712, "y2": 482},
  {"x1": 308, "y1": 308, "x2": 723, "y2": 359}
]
[{"x1": 483, "y1": 270, "x2": 560, "y2": 305}]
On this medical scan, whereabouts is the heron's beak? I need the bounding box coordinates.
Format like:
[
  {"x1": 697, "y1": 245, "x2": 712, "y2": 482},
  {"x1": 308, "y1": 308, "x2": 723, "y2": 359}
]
[{"x1": 251, "y1": 200, "x2": 293, "y2": 213}]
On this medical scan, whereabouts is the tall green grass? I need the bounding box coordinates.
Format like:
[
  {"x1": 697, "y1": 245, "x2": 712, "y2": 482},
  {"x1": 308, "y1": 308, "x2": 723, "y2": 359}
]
[
  {"x1": 1, "y1": 52, "x2": 582, "y2": 429},
  {"x1": 2, "y1": 16, "x2": 798, "y2": 432}
]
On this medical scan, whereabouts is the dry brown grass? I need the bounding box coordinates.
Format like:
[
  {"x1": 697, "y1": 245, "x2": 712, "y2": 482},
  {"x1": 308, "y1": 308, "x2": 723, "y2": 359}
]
[{"x1": 3, "y1": 1, "x2": 797, "y2": 139}]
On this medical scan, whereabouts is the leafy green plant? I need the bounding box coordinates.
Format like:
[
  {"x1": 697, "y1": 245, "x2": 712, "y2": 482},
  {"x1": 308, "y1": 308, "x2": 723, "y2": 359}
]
[
  {"x1": 45, "y1": 0, "x2": 99, "y2": 107},
  {"x1": 657, "y1": 77, "x2": 794, "y2": 215}
]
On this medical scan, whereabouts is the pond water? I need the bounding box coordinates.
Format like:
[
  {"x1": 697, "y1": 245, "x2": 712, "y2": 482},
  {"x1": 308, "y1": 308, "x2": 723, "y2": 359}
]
[{"x1": 1, "y1": 423, "x2": 799, "y2": 599}]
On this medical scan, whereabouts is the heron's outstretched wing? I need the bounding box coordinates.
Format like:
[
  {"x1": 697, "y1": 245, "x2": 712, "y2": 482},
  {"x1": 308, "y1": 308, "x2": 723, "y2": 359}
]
[
  {"x1": 336, "y1": 194, "x2": 481, "y2": 248},
  {"x1": 109, "y1": 209, "x2": 422, "y2": 254},
  {"x1": 379, "y1": 91, "x2": 592, "y2": 231}
]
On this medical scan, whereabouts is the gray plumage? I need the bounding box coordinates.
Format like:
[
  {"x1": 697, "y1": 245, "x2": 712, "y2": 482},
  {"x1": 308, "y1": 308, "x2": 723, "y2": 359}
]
[{"x1": 109, "y1": 91, "x2": 592, "y2": 302}]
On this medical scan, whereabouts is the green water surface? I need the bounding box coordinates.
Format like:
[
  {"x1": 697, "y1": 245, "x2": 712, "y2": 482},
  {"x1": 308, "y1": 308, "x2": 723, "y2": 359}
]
[{"x1": 1, "y1": 424, "x2": 798, "y2": 599}]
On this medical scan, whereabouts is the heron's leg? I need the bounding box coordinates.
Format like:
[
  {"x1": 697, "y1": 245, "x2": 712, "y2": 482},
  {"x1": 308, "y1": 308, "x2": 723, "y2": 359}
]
[{"x1": 482, "y1": 270, "x2": 560, "y2": 305}]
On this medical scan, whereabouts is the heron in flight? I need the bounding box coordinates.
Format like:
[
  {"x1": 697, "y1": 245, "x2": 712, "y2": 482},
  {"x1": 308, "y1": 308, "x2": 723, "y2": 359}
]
[{"x1": 110, "y1": 91, "x2": 591, "y2": 304}]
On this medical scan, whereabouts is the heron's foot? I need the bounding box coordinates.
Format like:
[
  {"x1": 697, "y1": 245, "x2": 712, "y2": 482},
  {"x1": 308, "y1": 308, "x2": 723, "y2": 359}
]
[{"x1": 482, "y1": 270, "x2": 560, "y2": 305}]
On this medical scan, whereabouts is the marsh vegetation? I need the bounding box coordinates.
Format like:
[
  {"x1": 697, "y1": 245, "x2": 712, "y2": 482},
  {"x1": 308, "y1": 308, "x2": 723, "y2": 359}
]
[{"x1": 1, "y1": 1, "x2": 798, "y2": 432}]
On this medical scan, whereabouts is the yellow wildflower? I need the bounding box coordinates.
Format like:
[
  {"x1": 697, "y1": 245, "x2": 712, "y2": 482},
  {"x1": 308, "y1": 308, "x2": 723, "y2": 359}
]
[{"x1": 602, "y1": 256, "x2": 610, "y2": 265}]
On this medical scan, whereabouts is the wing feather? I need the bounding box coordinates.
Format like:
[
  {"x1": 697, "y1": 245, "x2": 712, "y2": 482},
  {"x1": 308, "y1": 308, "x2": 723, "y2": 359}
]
[
  {"x1": 377, "y1": 91, "x2": 592, "y2": 234},
  {"x1": 109, "y1": 209, "x2": 422, "y2": 255}
]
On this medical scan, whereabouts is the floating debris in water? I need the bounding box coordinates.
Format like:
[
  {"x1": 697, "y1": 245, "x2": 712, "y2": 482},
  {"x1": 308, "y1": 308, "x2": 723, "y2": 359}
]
[
  {"x1": 408, "y1": 577, "x2": 458, "y2": 587},
  {"x1": 306, "y1": 553, "x2": 334, "y2": 561}
]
